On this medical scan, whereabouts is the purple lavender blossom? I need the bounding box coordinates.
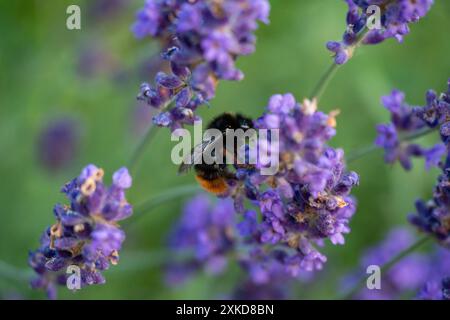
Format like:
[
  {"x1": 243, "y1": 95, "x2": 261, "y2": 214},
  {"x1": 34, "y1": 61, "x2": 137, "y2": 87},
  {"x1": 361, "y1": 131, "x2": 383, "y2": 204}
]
[
  {"x1": 253, "y1": 95, "x2": 355, "y2": 268},
  {"x1": 29, "y1": 165, "x2": 133, "y2": 299},
  {"x1": 414, "y1": 79, "x2": 450, "y2": 145},
  {"x1": 406, "y1": 80, "x2": 450, "y2": 247},
  {"x1": 327, "y1": 0, "x2": 434, "y2": 64},
  {"x1": 166, "y1": 94, "x2": 358, "y2": 292},
  {"x1": 222, "y1": 94, "x2": 358, "y2": 275},
  {"x1": 375, "y1": 89, "x2": 446, "y2": 170},
  {"x1": 409, "y1": 152, "x2": 450, "y2": 247},
  {"x1": 133, "y1": 0, "x2": 270, "y2": 130},
  {"x1": 37, "y1": 117, "x2": 81, "y2": 172}
]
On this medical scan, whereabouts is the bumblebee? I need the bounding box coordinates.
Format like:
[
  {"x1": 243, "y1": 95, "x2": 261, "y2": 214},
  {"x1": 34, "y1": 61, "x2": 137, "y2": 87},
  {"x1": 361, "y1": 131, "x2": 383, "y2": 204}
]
[{"x1": 178, "y1": 113, "x2": 254, "y2": 195}]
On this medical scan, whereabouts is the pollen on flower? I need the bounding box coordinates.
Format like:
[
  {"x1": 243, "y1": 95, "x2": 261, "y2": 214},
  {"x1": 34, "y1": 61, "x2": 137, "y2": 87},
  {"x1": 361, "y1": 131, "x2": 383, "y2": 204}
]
[
  {"x1": 70, "y1": 242, "x2": 84, "y2": 257},
  {"x1": 110, "y1": 250, "x2": 119, "y2": 265},
  {"x1": 49, "y1": 222, "x2": 62, "y2": 249},
  {"x1": 50, "y1": 222, "x2": 62, "y2": 238},
  {"x1": 287, "y1": 234, "x2": 301, "y2": 248},
  {"x1": 302, "y1": 98, "x2": 317, "y2": 115},
  {"x1": 294, "y1": 212, "x2": 307, "y2": 223},
  {"x1": 81, "y1": 178, "x2": 96, "y2": 196},
  {"x1": 74, "y1": 224, "x2": 85, "y2": 233},
  {"x1": 94, "y1": 168, "x2": 104, "y2": 181},
  {"x1": 293, "y1": 131, "x2": 304, "y2": 143},
  {"x1": 336, "y1": 196, "x2": 348, "y2": 208},
  {"x1": 327, "y1": 110, "x2": 340, "y2": 128}
]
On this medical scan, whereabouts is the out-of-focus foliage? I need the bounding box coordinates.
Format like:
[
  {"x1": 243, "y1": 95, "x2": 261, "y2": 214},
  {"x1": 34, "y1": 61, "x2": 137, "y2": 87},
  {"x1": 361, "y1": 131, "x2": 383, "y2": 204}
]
[{"x1": 0, "y1": 0, "x2": 449, "y2": 299}]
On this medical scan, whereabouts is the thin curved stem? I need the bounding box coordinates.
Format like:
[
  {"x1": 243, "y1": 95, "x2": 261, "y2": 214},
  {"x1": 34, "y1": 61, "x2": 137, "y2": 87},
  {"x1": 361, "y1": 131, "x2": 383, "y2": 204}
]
[
  {"x1": 401, "y1": 126, "x2": 438, "y2": 142},
  {"x1": 112, "y1": 250, "x2": 171, "y2": 272},
  {"x1": 310, "y1": 27, "x2": 368, "y2": 103},
  {"x1": 346, "y1": 143, "x2": 379, "y2": 163},
  {"x1": 341, "y1": 235, "x2": 431, "y2": 300},
  {"x1": 0, "y1": 260, "x2": 31, "y2": 283},
  {"x1": 128, "y1": 125, "x2": 158, "y2": 175},
  {"x1": 127, "y1": 96, "x2": 178, "y2": 175},
  {"x1": 124, "y1": 184, "x2": 201, "y2": 227},
  {"x1": 310, "y1": 63, "x2": 340, "y2": 103},
  {"x1": 347, "y1": 126, "x2": 438, "y2": 164}
]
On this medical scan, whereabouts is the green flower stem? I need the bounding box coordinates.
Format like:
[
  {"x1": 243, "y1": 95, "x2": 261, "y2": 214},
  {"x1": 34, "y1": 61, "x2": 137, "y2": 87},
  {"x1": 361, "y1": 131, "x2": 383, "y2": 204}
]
[
  {"x1": 128, "y1": 124, "x2": 158, "y2": 175},
  {"x1": 0, "y1": 260, "x2": 32, "y2": 283},
  {"x1": 124, "y1": 184, "x2": 201, "y2": 227},
  {"x1": 401, "y1": 126, "x2": 438, "y2": 142},
  {"x1": 341, "y1": 235, "x2": 431, "y2": 300},
  {"x1": 310, "y1": 28, "x2": 368, "y2": 103},
  {"x1": 310, "y1": 63, "x2": 340, "y2": 103},
  {"x1": 112, "y1": 250, "x2": 171, "y2": 272},
  {"x1": 347, "y1": 126, "x2": 438, "y2": 163},
  {"x1": 346, "y1": 144, "x2": 379, "y2": 163}
]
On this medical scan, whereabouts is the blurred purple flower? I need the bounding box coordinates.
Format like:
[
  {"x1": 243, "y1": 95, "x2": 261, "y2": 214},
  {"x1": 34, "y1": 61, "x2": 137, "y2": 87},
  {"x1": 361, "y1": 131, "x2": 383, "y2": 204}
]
[
  {"x1": 37, "y1": 117, "x2": 81, "y2": 172},
  {"x1": 418, "y1": 248, "x2": 450, "y2": 300},
  {"x1": 166, "y1": 194, "x2": 235, "y2": 283},
  {"x1": 167, "y1": 194, "x2": 315, "y2": 298},
  {"x1": 442, "y1": 277, "x2": 450, "y2": 300},
  {"x1": 343, "y1": 227, "x2": 450, "y2": 300},
  {"x1": 87, "y1": 0, "x2": 127, "y2": 20},
  {"x1": 231, "y1": 280, "x2": 287, "y2": 300},
  {"x1": 77, "y1": 44, "x2": 118, "y2": 78}
]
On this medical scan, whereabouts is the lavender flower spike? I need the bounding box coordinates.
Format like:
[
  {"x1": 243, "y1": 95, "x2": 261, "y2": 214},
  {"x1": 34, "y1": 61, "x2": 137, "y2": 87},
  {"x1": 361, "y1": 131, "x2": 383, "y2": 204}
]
[
  {"x1": 28, "y1": 165, "x2": 133, "y2": 299},
  {"x1": 409, "y1": 152, "x2": 450, "y2": 247},
  {"x1": 327, "y1": 0, "x2": 434, "y2": 64},
  {"x1": 221, "y1": 94, "x2": 359, "y2": 275},
  {"x1": 375, "y1": 87, "x2": 446, "y2": 170},
  {"x1": 133, "y1": 0, "x2": 270, "y2": 130}
]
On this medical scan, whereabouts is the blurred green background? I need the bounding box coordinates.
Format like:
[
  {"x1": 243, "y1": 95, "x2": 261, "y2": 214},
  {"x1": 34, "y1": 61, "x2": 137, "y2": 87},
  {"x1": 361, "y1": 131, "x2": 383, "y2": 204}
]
[{"x1": 0, "y1": 0, "x2": 449, "y2": 299}]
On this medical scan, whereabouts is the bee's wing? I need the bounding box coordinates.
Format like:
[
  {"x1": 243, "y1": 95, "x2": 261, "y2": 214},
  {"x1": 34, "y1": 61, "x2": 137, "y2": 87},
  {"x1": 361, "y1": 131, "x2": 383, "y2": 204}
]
[{"x1": 178, "y1": 136, "x2": 224, "y2": 175}]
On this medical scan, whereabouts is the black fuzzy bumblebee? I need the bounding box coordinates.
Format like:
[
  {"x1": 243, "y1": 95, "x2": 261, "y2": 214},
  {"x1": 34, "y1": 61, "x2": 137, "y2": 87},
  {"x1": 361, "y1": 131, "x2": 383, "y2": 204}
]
[{"x1": 178, "y1": 113, "x2": 254, "y2": 195}]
